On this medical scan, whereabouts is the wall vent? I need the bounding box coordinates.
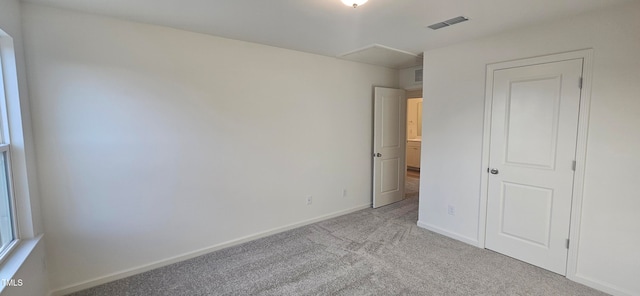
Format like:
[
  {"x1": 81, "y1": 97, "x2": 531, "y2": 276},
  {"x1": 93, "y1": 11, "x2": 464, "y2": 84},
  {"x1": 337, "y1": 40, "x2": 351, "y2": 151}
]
[
  {"x1": 414, "y1": 69, "x2": 423, "y2": 82},
  {"x1": 428, "y1": 16, "x2": 469, "y2": 30}
]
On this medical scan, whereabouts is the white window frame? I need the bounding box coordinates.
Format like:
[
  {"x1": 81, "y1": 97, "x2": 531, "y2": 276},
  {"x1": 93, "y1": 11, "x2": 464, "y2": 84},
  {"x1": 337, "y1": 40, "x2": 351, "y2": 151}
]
[
  {"x1": 0, "y1": 28, "x2": 40, "y2": 264},
  {"x1": 0, "y1": 34, "x2": 17, "y2": 264},
  {"x1": 0, "y1": 144, "x2": 18, "y2": 264}
]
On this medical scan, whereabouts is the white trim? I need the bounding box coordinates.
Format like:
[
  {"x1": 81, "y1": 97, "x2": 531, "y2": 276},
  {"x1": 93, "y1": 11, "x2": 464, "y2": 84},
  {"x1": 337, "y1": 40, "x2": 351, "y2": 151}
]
[
  {"x1": 0, "y1": 22, "x2": 45, "y2": 296},
  {"x1": 565, "y1": 50, "x2": 593, "y2": 281},
  {"x1": 416, "y1": 220, "x2": 479, "y2": 246},
  {"x1": 49, "y1": 203, "x2": 372, "y2": 296},
  {"x1": 0, "y1": 235, "x2": 42, "y2": 294},
  {"x1": 0, "y1": 28, "x2": 37, "y2": 239},
  {"x1": 478, "y1": 49, "x2": 593, "y2": 276},
  {"x1": 477, "y1": 59, "x2": 495, "y2": 248},
  {"x1": 0, "y1": 239, "x2": 18, "y2": 267},
  {"x1": 572, "y1": 273, "x2": 637, "y2": 296},
  {"x1": 0, "y1": 51, "x2": 9, "y2": 143}
]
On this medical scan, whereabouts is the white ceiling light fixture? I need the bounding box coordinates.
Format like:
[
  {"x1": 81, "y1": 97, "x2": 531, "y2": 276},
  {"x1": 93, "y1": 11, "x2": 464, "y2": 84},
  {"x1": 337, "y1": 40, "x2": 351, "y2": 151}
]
[{"x1": 341, "y1": 0, "x2": 368, "y2": 8}]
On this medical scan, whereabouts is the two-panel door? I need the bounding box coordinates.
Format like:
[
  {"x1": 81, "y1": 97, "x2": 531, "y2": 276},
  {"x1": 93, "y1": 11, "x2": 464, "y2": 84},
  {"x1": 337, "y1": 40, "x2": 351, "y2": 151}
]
[
  {"x1": 373, "y1": 87, "x2": 406, "y2": 208},
  {"x1": 485, "y1": 59, "x2": 583, "y2": 275}
]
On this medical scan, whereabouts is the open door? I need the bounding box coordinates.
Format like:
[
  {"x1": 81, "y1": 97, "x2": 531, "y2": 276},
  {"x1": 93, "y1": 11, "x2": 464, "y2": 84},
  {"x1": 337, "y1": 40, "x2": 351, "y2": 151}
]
[{"x1": 373, "y1": 87, "x2": 406, "y2": 208}]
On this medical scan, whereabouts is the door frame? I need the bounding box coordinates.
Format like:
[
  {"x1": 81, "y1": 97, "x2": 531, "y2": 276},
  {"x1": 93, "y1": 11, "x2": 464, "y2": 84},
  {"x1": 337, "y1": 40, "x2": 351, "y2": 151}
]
[{"x1": 478, "y1": 49, "x2": 593, "y2": 280}]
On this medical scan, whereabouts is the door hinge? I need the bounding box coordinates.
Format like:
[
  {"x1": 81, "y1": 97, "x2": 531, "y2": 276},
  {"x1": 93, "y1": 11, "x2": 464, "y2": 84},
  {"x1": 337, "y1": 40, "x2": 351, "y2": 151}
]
[
  {"x1": 579, "y1": 77, "x2": 583, "y2": 89},
  {"x1": 572, "y1": 160, "x2": 576, "y2": 171},
  {"x1": 566, "y1": 239, "x2": 570, "y2": 249}
]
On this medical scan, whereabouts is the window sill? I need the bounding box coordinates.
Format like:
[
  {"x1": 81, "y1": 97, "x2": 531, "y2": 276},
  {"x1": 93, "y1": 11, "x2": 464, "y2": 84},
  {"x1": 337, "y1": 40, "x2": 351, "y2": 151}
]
[{"x1": 0, "y1": 235, "x2": 43, "y2": 294}]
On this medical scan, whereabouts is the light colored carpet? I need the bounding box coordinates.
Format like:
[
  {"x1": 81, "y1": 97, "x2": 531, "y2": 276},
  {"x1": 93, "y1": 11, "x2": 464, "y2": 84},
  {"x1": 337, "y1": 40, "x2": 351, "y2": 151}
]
[{"x1": 69, "y1": 196, "x2": 606, "y2": 296}]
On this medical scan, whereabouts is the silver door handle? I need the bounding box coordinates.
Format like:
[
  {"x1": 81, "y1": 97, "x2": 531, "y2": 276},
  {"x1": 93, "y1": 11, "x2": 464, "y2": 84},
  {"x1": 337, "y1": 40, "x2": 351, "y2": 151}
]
[
  {"x1": 490, "y1": 168, "x2": 499, "y2": 175},
  {"x1": 373, "y1": 153, "x2": 382, "y2": 157}
]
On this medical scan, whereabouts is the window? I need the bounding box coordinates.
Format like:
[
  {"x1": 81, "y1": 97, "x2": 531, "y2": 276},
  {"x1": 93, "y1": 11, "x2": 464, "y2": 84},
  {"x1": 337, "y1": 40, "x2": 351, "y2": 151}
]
[
  {"x1": 0, "y1": 142, "x2": 13, "y2": 253},
  {"x1": 0, "y1": 33, "x2": 17, "y2": 258}
]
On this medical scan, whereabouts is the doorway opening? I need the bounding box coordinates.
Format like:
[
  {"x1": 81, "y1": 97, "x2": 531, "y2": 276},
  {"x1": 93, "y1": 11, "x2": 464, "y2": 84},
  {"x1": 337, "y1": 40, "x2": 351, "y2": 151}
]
[
  {"x1": 371, "y1": 87, "x2": 422, "y2": 209},
  {"x1": 405, "y1": 90, "x2": 422, "y2": 200}
]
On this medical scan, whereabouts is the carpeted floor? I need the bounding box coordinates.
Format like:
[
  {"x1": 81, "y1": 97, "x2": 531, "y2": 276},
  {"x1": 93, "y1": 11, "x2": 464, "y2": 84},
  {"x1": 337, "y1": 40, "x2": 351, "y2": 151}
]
[
  {"x1": 405, "y1": 174, "x2": 420, "y2": 198},
  {"x1": 69, "y1": 193, "x2": 606, "y2": 295}
]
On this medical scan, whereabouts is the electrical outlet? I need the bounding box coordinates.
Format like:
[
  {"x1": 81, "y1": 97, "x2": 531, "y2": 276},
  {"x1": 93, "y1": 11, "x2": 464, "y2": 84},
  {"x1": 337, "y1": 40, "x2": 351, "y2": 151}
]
[
  {"x1": 342, "y1": 188, "x2": 347, "y2": 197},
  {"x1": 447, "y1": 205, "x2": 455, "y2": 216},
  {"x1": 306, "y1": 196, "x2": 313, "y2": 205}
]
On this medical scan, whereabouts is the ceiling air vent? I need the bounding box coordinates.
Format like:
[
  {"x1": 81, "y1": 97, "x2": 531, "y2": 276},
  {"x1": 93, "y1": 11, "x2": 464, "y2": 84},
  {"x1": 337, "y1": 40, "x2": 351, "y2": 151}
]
[{"x1": 428, "y1": 16, "x2": 469, "y2": 30}]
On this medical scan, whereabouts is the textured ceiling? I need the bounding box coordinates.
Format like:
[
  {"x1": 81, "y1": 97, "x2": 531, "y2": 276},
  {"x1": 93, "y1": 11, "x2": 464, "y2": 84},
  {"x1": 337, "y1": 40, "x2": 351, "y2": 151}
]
[{"x1": 22, "y1": 0, "x2": 631, "y2": 67}]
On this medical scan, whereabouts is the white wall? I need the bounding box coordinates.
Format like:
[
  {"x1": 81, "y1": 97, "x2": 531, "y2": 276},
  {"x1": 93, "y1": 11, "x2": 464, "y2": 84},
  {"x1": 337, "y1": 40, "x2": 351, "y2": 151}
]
[
  {"x1": 399, "y1": 65, "x2": 422, "y2": 90},
  {"x1": 0, "y1": 0, "x2": 47, "y2": 295},
  {"x1": 21, "y1": 4, "x2": 398, "y2": 293},
  {"x1": 418, "y1": 2, "x2": 640, "y2": 295}
]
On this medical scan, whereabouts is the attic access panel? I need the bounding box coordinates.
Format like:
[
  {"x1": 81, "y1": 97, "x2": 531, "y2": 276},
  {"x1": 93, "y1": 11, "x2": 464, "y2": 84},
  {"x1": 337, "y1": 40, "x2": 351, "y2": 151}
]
[{"x1": 339, "y1": 44, "x2": 422, "y2": 69}]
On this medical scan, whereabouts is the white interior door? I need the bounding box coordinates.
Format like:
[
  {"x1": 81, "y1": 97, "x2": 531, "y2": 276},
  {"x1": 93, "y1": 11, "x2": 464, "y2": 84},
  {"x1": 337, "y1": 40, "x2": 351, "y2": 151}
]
[
  {"x1": 373, "y1": 87, "x2": 406, "y2": 208},
  {"x1": 485, "y1": 59, "x2": 583, "y2": 275}
]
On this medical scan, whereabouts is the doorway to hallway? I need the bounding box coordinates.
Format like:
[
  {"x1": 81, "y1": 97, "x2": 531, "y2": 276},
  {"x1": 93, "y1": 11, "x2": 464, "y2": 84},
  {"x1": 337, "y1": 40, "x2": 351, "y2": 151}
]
[
  {"x1": 405, "y1": 91, "x2": 422, "y2": 199},
  {"x1": 405, "y1": 169, "x2": 420, "y2": 198}
]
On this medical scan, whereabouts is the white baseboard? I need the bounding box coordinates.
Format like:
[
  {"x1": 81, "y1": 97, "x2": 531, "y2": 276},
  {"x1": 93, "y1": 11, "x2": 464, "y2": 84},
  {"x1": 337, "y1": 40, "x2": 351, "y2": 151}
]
[
  {"x1": 413, "y1": 223, "x2": 635, "y2": 296},
  {"x1": 570, "y1": 273, "x2": 637, "y2": 296},
  {"x1": 49, "y1": 203, "x2": 371, "y2": 296},
  {"x1": 416, "y1": 220, "x2": 479, "y2": 247}
]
